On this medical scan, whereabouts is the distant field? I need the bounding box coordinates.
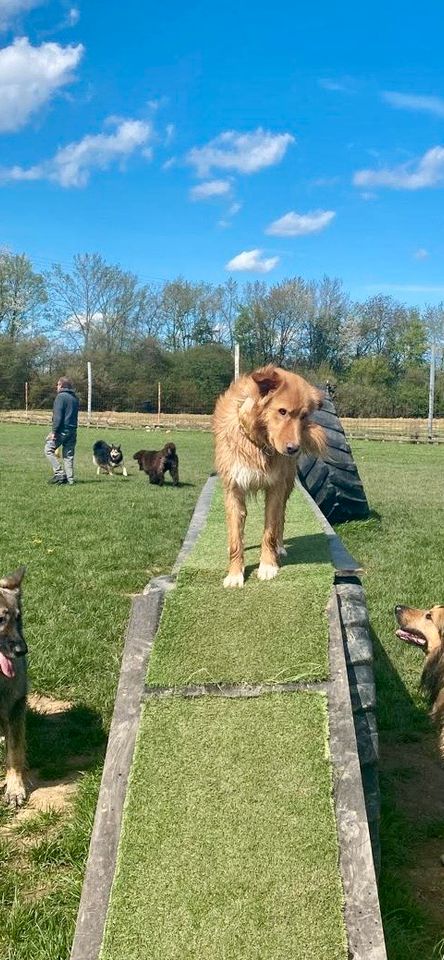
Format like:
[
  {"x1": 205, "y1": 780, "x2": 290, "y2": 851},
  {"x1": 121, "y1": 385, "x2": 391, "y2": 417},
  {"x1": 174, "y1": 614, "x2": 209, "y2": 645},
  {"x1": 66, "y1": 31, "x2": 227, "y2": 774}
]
[{"x1": 2, "y1": 409, "x2": 444, "y2": 441}]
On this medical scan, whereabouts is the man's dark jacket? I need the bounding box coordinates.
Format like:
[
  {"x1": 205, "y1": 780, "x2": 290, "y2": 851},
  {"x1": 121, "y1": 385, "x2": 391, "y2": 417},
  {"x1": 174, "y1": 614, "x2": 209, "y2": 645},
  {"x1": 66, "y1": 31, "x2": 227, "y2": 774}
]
[{"x1": 52, "y1": 388, "x2": 80, "y2": 435}]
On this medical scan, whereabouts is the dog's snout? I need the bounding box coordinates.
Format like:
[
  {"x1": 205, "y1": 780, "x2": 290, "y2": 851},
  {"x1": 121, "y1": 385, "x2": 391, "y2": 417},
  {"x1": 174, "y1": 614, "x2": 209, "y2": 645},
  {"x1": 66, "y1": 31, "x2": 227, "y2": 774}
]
[{"x1": 286, "y1": 443, "x2": 299, "y2": 455}]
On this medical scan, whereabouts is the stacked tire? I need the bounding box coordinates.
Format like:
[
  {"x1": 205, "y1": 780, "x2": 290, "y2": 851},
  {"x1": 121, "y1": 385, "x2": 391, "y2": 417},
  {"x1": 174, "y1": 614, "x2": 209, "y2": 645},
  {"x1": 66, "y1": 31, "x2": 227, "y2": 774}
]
[{"x1": 297, "y1": 391, "x2": 370, "y2": 523}]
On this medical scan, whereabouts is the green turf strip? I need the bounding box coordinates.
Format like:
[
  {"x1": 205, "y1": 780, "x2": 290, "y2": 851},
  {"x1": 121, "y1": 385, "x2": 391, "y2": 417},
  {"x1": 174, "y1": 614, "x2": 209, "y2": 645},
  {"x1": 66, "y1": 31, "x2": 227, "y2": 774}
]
[
  {"x1": 147, "y1": 482, "x2": 333, "y2": 685},
  {"x1": 100, "y1": 694, "x2": 346, "y2": 960}
]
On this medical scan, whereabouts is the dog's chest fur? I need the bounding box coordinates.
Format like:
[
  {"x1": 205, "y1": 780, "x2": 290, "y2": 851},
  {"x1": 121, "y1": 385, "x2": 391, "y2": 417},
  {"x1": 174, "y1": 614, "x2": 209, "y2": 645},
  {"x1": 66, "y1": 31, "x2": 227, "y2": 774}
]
[{"x1": 229, "y1": 458, "x2": 281, "y2": 492}]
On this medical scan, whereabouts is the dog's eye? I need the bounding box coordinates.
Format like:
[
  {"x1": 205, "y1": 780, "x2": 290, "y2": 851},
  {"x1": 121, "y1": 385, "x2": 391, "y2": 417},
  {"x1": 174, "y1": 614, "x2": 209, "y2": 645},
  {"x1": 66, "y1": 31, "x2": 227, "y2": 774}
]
[
  {"x1": 425, "y1": 612, "x2": 433, "y2": 620},
  {"x1": 278, "y1": 408, "x2": 287, "y2": 416}
]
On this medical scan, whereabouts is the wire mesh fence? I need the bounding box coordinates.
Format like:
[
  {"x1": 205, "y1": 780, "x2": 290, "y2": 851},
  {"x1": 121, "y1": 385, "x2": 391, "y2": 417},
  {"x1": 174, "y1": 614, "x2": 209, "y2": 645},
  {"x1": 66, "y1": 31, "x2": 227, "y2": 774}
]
[{"x1": 1, "y1": 396, "x2": 444, "y2": 442}]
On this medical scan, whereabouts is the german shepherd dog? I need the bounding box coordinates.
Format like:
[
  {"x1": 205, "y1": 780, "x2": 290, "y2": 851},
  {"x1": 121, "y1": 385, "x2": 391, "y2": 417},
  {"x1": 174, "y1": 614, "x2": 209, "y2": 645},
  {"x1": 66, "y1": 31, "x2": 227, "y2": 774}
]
[
  {"x1": 133, "y1": 443, "x2": 179, "y2": 486},
  {"x1": 213, "y1": 365, "x2": 325, "y2": 588},
  {"x1": 93, "y1": 440, "x2": 128, "y2": 477},
  {"x1": 395, "y1": 604, "x2": 444, "y2": 757},
  {"x1": 0, "y1": 567, "x2": 27, "y2": 807}
]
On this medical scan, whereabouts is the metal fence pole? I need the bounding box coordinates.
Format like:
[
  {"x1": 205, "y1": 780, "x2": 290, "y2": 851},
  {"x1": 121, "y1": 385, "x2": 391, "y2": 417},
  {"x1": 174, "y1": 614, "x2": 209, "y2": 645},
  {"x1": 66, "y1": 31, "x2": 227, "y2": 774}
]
[
  {"x1": 234, "y1": 343, "x2": 240, "y2": 381},
  {"x1": 87, "y1": 361, "x2": 92, "y2": 426},
  {"x1": 428, "y1": 341, "x2": 436, "y2": 442}
]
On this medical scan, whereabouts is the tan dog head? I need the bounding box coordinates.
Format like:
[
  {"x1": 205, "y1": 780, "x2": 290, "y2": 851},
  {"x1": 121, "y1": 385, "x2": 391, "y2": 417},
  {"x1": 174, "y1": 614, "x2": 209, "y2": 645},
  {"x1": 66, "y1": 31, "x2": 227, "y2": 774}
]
[
  {"x1": 239, "y1": 365, "x2": 325, "y2": 457},
  {"x1": 395, "y1": 604, "x2": 444, "y2": 657}
]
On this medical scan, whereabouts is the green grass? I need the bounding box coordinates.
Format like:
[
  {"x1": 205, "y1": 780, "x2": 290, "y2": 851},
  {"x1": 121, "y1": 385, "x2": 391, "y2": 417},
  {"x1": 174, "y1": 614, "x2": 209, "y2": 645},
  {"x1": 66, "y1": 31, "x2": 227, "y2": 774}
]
[
  {"x1": 100, "y1": 695, "x2": 346, "y2": 960},
  {"x1": 0, "y1": 423, "x2": 214, "y2": 960},
  {"x1": 147, "y1": 482, "x2": 333, "y2": 685},
  {"x1": 337, "y1": 440, "x2": 444, "y2": 960}
]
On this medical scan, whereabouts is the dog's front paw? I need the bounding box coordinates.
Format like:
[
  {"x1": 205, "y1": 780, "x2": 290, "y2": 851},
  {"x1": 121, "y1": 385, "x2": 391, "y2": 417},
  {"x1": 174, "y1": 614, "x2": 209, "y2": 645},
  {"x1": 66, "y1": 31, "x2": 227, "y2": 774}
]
[
  {"x1": 4, "y1": 771, "x2": 27, "y2": 809},
  {"x1": 257, "y1": 562, "x2": 279, "y2": 581},
  {"x1": 223, "y1": 572, "x2": 244, "y2": 588}
]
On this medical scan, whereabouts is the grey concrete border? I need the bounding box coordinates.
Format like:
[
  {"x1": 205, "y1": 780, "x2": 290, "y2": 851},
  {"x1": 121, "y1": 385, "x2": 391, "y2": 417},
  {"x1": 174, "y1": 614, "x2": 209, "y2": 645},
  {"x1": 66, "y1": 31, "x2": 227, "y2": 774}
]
[
  {"x1": 327, "y1": 589, "x2": 387, "y2": 960},
  {"x1": 298, "y1": 478, "x2": 381, "y2": 872},
  {"x1": 70, "y1": 475, "x2": 216, "y2": 960}
]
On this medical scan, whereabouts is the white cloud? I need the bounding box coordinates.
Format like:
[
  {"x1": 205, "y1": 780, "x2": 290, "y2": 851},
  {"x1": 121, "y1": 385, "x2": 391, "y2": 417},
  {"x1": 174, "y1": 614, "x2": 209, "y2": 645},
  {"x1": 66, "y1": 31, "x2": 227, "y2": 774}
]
[
  {"x1": 187, "y1": 128, "x2": 294, "y2": 177},
  {"x1": 189, "y1": 179, "x2": 231, "y2": 201},
  {"x1": 0, "y1": 37, "x2": 83, "y2": 132},
  {"x1": 382, "y1": 90, "x2": 444, "y2": 118},
  {"x1": 318, "y1": 77, "x2": 353, "y2": 93},
  {"x1": 67, "y1": 7, "x2": 80, "y2": 26},
  {"x1": 413, "y1": 248, "x2": 429, "y2": 260},
  {"x1": 0, "y1": 0, "x2": 43, "y2": 30},
  {"x1": 353, "y1": 146, "x2": 444, "y2": 190},
  {"x1": 225, "y1": 248, "x2": 279, "y2": 273},
  {"x1": 228, "y1": 201, "x2": 242, "y2": 216},
  {"x1": 266, "y1": 209, "x2": 335, "y2": 237},
  {"x1": 0, "y1": 118, "x2": 153, "y2": 187}
]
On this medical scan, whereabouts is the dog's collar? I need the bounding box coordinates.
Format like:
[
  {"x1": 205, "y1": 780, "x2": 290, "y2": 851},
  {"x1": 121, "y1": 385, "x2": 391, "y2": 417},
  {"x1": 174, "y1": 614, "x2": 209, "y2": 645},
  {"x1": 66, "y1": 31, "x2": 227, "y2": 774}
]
[{"x1": 239, "y1": 423, "x2": 274, "y2": 457}]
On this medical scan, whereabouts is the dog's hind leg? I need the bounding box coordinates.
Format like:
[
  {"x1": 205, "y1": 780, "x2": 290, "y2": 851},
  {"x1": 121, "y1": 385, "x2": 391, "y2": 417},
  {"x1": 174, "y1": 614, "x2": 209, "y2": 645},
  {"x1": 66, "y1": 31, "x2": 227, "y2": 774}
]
[
  {"x1": 122, "y1": 464, "x2": 128, "y2": 477},
  {"x1": 169, "y1": 462, "x2": 180, "y2": 486},
  {"x1": 4, "y1": 696, "x2": 27, "y2": 808},
  {"x1": 223, "y1": 484, "x2": 247, "y2": 588}
]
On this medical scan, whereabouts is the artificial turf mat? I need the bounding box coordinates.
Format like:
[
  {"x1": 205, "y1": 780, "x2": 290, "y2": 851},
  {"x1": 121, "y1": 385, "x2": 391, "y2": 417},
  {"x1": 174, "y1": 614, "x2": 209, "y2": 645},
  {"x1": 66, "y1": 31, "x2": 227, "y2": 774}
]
[
  {"x1": 147, "y1": 482, "x2": 333, "y2": 685},
  {"x1": 100, "y1": 694, "x2": 347, "y2": 960}
]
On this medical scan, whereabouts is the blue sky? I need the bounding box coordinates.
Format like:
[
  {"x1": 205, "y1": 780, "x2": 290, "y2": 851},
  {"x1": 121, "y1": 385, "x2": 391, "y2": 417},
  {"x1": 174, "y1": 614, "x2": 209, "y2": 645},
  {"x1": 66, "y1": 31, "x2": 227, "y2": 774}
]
[{"x1": 1, "y1": 0, "x2": 444, "y2": 305}]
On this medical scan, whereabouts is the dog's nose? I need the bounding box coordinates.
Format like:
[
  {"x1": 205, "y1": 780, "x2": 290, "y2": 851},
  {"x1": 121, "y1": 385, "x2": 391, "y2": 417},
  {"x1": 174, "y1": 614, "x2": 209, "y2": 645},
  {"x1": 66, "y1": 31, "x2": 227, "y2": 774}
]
[
  {"x1": 286, "y1": 443, "x2": 299, "y2": 455},
  {"x1": 394, "y1": 605, "x2": 403, "y2": 614}
]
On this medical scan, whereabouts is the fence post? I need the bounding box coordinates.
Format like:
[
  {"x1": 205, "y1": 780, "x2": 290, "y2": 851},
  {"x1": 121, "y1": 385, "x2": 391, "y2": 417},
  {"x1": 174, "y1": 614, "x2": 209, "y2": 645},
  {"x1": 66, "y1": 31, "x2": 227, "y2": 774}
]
[
  {"x1": 234, "y1": 343, "x2": 240, "y2": 381},
  {"x1": 157, "y1": 382, "x2": 161, "y2": 426},
  {"x1": 87, "y1": 361, "x2": 92, "y2": 427},
  {"x1": 428, "y1": 342, "x2": 436, "y2": 442},
  {"x1": 24, "y1": 381, "x2": 28, "y2": 419}
]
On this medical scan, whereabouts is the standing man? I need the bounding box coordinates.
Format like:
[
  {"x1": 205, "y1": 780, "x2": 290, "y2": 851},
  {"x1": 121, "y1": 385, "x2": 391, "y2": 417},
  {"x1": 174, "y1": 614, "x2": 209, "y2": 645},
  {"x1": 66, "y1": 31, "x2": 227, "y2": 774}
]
[{"x1": 44, "y1": 377, "x2": 80, "y2": 485}]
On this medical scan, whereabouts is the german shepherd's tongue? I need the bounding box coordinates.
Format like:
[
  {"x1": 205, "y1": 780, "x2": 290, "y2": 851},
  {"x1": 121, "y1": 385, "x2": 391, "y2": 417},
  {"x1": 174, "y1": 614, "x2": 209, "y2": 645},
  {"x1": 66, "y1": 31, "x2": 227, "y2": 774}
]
[{"x1": 0, "y1": 652, "x2": 15, "y2": 678}]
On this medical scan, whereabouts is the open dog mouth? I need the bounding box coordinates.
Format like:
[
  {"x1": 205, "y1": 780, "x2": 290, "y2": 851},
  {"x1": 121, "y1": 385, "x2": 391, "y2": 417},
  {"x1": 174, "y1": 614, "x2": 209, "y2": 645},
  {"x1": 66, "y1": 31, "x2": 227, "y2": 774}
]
[
  {"x1": 395, "y1": 627, "x2": 427, "y2": 648},
  {"x1": 0, "y1": 650, "x2": 15, "y2": 678}
]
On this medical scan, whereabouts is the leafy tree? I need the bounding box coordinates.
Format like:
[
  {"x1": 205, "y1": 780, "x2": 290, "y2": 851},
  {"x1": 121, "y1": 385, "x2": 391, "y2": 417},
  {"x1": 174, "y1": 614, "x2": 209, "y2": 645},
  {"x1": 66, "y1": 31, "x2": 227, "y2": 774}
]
[{"x1": 0, "y1": 251, "x2": 47, "y2": 340}]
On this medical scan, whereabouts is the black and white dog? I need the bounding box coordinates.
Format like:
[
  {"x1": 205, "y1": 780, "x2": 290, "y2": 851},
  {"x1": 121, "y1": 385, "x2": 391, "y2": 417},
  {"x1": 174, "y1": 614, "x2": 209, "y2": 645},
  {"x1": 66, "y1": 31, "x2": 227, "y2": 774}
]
[{"x1": 93, "y1": 440, "x2": 128, "y2": 477}]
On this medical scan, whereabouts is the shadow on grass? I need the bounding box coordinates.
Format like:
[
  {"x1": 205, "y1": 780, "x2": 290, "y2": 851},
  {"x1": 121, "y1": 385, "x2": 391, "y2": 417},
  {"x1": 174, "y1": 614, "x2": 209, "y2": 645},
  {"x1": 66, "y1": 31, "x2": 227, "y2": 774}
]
[
  {"x1": 369, "y1": 624, "x2": 444, "y2": 960},
  {"x1": 242, "y1": 533, "x2": 331, "y2": 583},
  {"x1": 26, "y1": 703, "x2": 107, "y2": 781}
]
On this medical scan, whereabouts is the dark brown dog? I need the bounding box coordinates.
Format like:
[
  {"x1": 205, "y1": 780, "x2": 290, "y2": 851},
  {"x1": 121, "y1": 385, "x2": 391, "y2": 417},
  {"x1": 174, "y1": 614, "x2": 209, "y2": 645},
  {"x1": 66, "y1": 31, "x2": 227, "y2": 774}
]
[
  {"x1": 395, "y1": 603, "x2": 444, "y2": 757},
  {"x1": 133, "y1": 442, "x2": 179, "y2": 486},
  {"x1": 0, "y1": 567, "x2": 28, "y2": 807}
]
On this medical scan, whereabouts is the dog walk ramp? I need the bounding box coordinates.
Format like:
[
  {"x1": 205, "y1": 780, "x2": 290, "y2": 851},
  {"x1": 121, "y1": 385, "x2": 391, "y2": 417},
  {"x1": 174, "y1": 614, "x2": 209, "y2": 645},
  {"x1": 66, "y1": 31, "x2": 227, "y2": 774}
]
[{"x1": 71, "y1": 479, "x2": 386, "y2": 960}]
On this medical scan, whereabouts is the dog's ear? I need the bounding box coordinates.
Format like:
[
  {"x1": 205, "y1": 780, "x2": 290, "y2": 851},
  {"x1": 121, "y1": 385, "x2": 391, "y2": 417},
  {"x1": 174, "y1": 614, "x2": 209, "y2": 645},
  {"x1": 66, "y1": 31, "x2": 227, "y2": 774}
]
[
  {"x1": 0, "y1": 566, "x2": 26, "y2": 592},
  {"x1": 251, "y1": 366, "x2": 281, "y2": 397},
  {"x1": 433, "y1": 607, "x2": 444, "y2": 640}
]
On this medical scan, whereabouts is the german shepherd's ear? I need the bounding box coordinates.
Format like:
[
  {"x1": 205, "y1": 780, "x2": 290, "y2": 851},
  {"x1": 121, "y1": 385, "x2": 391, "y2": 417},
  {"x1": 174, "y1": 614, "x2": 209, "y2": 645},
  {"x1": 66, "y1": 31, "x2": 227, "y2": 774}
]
[
  {"x1": 251, "y1": 366, "x2": 281, "y2": 397},
  {"x1": 0, "y1": 566, "x2": 26, "y2": 592}
]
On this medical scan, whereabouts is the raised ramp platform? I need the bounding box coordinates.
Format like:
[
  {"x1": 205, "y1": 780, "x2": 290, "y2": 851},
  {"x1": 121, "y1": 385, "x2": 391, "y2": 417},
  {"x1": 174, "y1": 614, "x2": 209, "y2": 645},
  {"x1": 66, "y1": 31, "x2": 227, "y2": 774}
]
[{"x1": 71, "y1": 478, "x2": 386, "y2": 960}]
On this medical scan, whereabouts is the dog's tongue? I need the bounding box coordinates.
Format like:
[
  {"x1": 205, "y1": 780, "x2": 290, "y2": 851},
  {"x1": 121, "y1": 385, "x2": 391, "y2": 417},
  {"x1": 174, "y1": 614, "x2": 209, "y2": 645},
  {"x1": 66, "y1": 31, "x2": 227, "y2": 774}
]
[{"x1": 0, "y1": 652, "x2": 15, "y2": 678}]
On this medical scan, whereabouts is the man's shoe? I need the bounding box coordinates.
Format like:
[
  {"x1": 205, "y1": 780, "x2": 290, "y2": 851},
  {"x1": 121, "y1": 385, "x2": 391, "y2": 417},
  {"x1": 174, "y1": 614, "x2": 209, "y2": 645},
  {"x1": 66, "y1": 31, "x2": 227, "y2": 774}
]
[{"x1": 47, "y1": 474, "x2": 67, "y2": 485}]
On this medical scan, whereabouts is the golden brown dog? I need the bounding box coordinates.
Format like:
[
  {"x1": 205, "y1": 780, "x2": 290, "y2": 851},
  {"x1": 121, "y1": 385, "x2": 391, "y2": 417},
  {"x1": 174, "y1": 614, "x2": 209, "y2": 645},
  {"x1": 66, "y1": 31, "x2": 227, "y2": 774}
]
[
  {"x1": 395, "y1": 604, "x2": 444, "y2": 757},
  {"x1": 213, "y1": 365, "x2": 325, "y2": 587}
]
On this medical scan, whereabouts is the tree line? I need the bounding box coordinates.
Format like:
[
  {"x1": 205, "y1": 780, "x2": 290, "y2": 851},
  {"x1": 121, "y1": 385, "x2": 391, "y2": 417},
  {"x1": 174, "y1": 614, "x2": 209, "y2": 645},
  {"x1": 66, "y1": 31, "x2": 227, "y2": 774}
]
[{"x1": 0, "y1": 250, "x2": 443, "y2": 418}]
